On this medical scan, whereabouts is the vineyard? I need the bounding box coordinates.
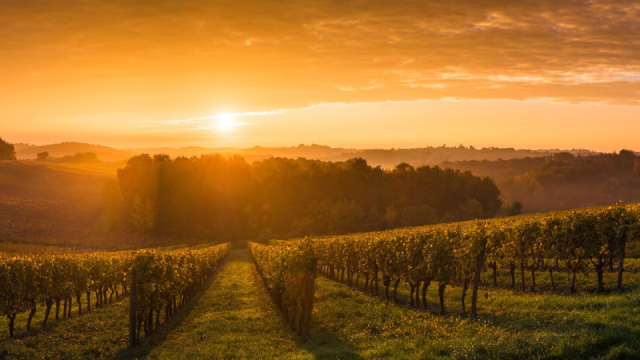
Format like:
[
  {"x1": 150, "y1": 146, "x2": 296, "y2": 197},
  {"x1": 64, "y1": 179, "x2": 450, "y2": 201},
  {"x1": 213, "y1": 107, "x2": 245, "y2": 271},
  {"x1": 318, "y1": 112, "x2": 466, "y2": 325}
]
[
  {"x1": 2, "y1": 205, "x2": 640, "y2": 359},
  {"x1": 312, "y1": 203, "x2": 640, "y2": 318},
  {"x1": 0, "y1": 243, "x2": 230, "y2": 341}
]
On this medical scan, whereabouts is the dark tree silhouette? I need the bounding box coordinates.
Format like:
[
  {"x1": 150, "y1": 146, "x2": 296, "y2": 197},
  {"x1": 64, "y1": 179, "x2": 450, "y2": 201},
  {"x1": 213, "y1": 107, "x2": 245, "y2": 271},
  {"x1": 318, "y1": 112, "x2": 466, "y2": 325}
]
[
  {"x1": 37, "y1": 151, "x2": 49, "y2": 161},
  {"x1": 0, "y1": 137, "x2": 16, "y2": 160},
  {"x1": 113, "y1": 155, "x2": 502, "y2": 243},
  {"x1": 445, "y1": 150, "x2": 640, "y2": 213}
]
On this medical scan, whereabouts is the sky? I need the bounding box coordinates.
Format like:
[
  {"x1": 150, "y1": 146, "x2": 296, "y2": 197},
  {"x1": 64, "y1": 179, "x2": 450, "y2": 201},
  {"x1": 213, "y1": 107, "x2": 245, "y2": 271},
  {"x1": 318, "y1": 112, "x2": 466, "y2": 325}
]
[{"x1": 1, "y1": 0, "x2": 639, "y2": 150}]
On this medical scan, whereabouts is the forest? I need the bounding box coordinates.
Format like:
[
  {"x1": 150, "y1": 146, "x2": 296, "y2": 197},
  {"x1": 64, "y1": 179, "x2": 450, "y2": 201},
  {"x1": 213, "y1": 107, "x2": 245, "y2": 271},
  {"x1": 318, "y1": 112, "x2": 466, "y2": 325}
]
[
  {"x1": 444, "y1": 150, "x2": 640, "y2": 213},
  {"x1": 109, "y1": 154, "x2": 502, "y2": 242}
]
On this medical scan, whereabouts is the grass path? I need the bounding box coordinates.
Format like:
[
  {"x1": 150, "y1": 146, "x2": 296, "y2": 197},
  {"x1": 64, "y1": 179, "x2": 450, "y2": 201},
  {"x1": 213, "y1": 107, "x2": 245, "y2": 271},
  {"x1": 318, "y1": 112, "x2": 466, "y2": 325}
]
[{"x1": 138, "y1": 249, "x2": 316, "y2": 359}]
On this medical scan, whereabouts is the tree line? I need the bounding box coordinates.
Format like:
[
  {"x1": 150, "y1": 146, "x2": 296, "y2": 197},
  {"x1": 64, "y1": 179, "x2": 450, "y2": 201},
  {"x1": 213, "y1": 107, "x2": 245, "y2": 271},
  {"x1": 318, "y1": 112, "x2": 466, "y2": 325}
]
[
  {"x1": 107, "y1": 154, "x2": 503, "y2": 242},
  {"x1": 444, "y1": 150, "x2": 640, "y2": 213},
  {"x1": 0, "y1": 137, "x2": 16, "y2": 160}
]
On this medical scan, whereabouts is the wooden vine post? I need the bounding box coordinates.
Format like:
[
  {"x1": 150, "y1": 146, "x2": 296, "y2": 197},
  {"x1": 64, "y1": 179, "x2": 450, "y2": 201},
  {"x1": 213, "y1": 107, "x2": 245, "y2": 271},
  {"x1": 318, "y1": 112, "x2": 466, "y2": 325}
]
[
  {"x1": 299, "y1": 258, "x2": 317, "y2": 338},
  {"x1": 129, "y1": 267, "x2": 137, "y2": 348},
  {"x1": 471, "y1": 237, "x2": 487, "y2": 319}
]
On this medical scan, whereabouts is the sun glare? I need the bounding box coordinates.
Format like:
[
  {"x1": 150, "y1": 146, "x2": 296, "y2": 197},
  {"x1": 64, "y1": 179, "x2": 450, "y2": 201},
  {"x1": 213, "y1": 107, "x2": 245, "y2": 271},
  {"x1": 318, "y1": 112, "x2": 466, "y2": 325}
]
[{"x1": 216, "y1": 114, "x2": 235, "y2": 131}]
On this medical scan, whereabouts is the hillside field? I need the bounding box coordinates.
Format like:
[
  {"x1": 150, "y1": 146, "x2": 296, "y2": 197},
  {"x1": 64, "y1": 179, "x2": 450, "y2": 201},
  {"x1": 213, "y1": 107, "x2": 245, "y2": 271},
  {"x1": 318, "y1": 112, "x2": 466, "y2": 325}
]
[{"x1": 0, "y1": 160, "x2": 197, "y2": 250}]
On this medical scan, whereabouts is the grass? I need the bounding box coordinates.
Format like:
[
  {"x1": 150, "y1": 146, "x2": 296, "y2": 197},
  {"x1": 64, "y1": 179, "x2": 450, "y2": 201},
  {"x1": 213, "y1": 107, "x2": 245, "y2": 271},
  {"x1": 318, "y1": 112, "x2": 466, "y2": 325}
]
[
  {"x1": 311, "y1": 266, "x2": 640, "y2": 359},
  {"x1": 129, "y1": 249, "x2": 321, "y2": 359},
  {"x1": 2, "y1": 249, "x2": 640, "y2": 359},
  {"x1": 313, "y1": 278, "x2": 640, "y2": 359},
  {"x1": 0, "y1": 297, "x2": 129, "y2": 359}
]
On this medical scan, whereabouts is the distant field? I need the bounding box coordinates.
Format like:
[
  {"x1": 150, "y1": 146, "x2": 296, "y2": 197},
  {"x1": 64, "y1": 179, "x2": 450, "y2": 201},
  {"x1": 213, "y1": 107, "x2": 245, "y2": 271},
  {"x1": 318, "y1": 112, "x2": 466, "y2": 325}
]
[
  {"x1": 33, "y1": 161, "x2": 122, "y2": 179},
  {"x1": 0, "y1": 243, "x2": 80, "y2": 256},
  {"x1": 0, "y1": 160, "x2": 226, "y2": 250},
  {"x1": 0, "y1": 160, "x2": 157, "y2": 250}
]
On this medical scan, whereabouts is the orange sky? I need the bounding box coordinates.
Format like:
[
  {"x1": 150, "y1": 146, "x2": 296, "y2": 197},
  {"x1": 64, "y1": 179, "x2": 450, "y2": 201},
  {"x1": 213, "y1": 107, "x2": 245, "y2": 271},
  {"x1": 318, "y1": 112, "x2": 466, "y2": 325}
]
[{"x1": 1, "y1": 0, "x2": 639, "y2": 151}]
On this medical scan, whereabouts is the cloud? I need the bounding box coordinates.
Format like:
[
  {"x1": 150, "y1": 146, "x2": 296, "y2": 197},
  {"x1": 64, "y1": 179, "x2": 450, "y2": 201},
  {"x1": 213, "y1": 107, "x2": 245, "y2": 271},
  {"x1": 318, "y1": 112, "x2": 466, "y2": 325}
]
[{"x1": 1, "y1": 0, "x2": 639, "y2": 107}]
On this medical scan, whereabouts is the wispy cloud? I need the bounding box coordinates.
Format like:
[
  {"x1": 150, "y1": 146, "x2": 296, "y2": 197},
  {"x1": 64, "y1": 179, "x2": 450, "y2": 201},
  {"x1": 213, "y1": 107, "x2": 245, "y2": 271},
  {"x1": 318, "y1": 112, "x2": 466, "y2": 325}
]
[
  {"x1": 144, "y1": 95, "x2": 629, "y2": 133},
  {"x1": 195, "y1": 121, "x2": 254, "y2": 130},
  {"x1": 145, "y1": 109, "x2": 289, "y2": 127},
  {"x1": 141, "y1": 103, "x2": 362, "y2": 130}
]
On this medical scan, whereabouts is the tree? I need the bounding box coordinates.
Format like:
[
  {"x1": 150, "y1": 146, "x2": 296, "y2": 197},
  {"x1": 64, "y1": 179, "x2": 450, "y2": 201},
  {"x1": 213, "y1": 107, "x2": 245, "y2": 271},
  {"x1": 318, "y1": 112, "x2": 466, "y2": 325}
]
[
  {"x1": 130, "y1": 195, "x2": 155, "y2": 232},
  {"x1": 65, "y1": 152, "x2": 99, "y2": 163},
  {"x1": 505, "y1": 201, "x2": 523, "y2": 216},
  {"x1": 328, "y1": 200, "x2": 365, "y2": 234},
  {"x1": 36, "y1": 151, "x2": 49, "y2": 161},
  {"x1": 384, "y1": 206, "x2": 398, "y2": 227},
  {"x1": 0, "y1": 137, "x2": 16, "y2": 160}
]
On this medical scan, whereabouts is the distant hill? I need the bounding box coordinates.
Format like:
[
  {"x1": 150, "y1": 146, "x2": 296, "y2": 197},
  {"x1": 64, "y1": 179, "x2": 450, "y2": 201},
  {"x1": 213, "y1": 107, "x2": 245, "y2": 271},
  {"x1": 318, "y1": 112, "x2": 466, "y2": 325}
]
[
  {"x1": 14, "y1": 142, "x2": 135, "y2": 162},
  {"x1": 137, "y1": 144, "x2": 597, "y2": 168},
  {"x1": 14, "y1": 142, "x2": 598, "y2": 168},
  {"x1": 326, "y1": 146, "x2": 596, "y2": 169}
]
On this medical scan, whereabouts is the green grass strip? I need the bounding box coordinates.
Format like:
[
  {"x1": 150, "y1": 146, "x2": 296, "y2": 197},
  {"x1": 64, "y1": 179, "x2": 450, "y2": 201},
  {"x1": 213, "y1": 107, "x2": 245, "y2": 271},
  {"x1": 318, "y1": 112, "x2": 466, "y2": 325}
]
[{"x1": 142, "y1": 249, "x2": 315, "y2": 359}]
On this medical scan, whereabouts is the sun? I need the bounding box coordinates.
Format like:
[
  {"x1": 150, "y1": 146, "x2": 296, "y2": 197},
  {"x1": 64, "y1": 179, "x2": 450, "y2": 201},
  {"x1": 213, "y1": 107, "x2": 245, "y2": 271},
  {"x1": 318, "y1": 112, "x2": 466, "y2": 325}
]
[{"x1": 217, "y1": 114, "x2": 235, "y2": 129}]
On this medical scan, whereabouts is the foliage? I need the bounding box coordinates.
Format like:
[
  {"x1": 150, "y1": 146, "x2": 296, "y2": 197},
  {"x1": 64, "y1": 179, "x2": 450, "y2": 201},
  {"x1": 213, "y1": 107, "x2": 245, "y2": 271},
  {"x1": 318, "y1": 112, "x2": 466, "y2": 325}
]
[
  {"x1": 311, "y1": 203, "x2": 640, "y2": 316},
  {"x1": 114, "y1": 154, "x2": 502, "y2": 242},
  {"x1": 130, "y1": 195, "x2": 154, "y2": 232},
  {"x1": 0, "y1": 137, "x2": 16, "y2": 160},
  {"x1": 445, "y1": 150, "x2": 640, "y2": 213},
  {"x1": 137, "y1": 250, "x2": 320, "y2": 360},
  {"x1": 54, "y1": 152, "x2": 101, "y2": 164},
  {"x1": 0, "y1": 243, "x2": 230, "y2": 339},
  {"x1": 0, "y1": 251, "x2": 133, "y2": 337},
  {"x1": 36, "y1": 152, "x2": 49, "y2": 161},
  {"x1": 249, "y1": 239, "x2": 316, "y2": 336},
  {"x1": 131, "y1": 243, "x2": 230, "y2": 343}
]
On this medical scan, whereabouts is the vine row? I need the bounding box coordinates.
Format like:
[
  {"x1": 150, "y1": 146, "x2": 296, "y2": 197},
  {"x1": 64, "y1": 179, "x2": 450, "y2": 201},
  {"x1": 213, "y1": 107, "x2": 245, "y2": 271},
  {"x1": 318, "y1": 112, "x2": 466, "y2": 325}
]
[
  {"x1": 248, "y1": 240, "x2": 316, "y2": 337},
  {"x1": 311, "y1": 204, "x2": 639, "y2": 317}
]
